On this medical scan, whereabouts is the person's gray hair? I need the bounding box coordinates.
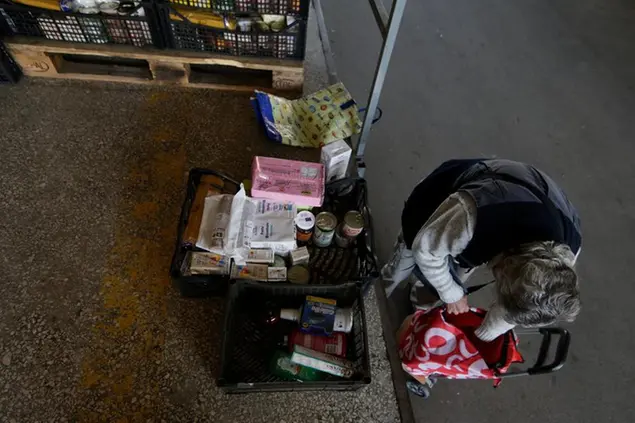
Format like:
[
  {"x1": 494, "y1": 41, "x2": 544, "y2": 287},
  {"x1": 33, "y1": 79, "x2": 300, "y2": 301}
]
[{"x1": 489, "y1": 241, "x2": 580, "y2": 327}]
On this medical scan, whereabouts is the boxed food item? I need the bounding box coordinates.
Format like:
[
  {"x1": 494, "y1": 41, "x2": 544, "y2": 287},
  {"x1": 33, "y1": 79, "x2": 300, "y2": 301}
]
[
  {"x1": 251, "y1": 156, "x2": 325, "y2": 207},
  {"x1": 230, "y1": 263, "x2": 269, "y2": 281},
  {"x1": 247, "y1": 248, "x2": 275, "y2": 264},
  {"x1": 290, "y1": 345, "x2": 354, "y2": 378},
  {"x1": 267, "y1": 266, "x2": 287, "y2": 282},
  {"x1": 290, "y1": 246, "x2": 310, "y2": 266},
  {"x1": 188, "y1": 251, "x2": 230, "y2": 275},
  {"x1": 321, "y1": 140, "x2": 352, "y2": 182}
]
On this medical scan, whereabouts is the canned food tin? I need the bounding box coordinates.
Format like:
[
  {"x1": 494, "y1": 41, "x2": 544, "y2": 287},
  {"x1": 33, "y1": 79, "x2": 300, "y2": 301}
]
[
  {"x1": 295, "y1": 211, "x2": 316, "y2": 243},
  {"x1": 335, "y1": 224, "x2": 353, "y2": 248},
  {"x1": 342, "y1": 211, "x2": 364, "y2": 238},
  {"x1": 288, "y1": 265, "x2": 310, "y2": 284},
  {"x1": 313, "y1": 212, "x2": 337, "y2": 247}
]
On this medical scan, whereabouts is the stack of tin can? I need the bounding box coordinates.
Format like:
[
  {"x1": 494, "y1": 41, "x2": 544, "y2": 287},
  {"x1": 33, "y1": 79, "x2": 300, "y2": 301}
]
[{"x1": 295, "y1": 210, "x2": 364, "y2": 249}]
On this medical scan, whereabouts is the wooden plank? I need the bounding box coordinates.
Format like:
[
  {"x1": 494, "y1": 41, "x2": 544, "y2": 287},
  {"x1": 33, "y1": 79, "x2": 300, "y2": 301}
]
[
  {"x1": 272, "y1": 69, "x2": 304, "y2": 91},
  {"x1": 7, "y1": 48, "x2": 59, "y2": 77},
  {"x1": 5, "y1": 37, "x2": 304, "y2": 72},
  {"x1": 5, "y1": 37, "x2": 304, "y2": 93},
  {"x1": 148, "y1": 60, "x2": 188, "y2": 84}
]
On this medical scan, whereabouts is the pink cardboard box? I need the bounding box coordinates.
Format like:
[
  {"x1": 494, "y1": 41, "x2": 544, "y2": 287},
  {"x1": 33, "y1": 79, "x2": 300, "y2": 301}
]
[{"x1": 251, "y1": 156, "x2": 325, "y2": 207}]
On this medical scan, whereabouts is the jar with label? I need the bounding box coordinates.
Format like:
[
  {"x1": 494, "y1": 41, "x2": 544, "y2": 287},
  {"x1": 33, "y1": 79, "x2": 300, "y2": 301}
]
[{"x1": 295, "y1": 210, "x2": 315, "y2": 244}]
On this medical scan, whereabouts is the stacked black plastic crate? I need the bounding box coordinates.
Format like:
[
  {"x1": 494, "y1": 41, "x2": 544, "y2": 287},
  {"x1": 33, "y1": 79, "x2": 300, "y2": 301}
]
[
  {"x1": 157, "y1": 0, "x2": 308, "y2": 59},
  {"x1": 0, "y1": 1, "x2": 163, "y2": 47},
  {"x1": 171, "y1": 168, "x2": 377, "y2": 393},
  {"x1": 0, "y1": 39, "x2": 20, "y2": 83}
]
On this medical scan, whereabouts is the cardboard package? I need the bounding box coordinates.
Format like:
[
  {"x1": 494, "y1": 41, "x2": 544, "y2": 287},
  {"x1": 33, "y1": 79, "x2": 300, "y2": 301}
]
[
  {"x1": 321, "y1": 140, "x2": 352, "y2": 182},
  {"x1": 251, "y1": 156, "x2": 325, "y2": 207}
]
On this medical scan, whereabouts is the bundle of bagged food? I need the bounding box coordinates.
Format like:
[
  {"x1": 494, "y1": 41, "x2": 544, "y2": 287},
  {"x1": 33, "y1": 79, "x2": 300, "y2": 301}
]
[
  {"x1": 173, "y1": 139, "x2": 377, "y2": 295},
  {"x1": 171, "y1": 139, "x2": 374, "y2": 391},
  {"x1": 217, "y1": 280, "x2": 370, "y2": 392},
  {"x1": 270, "y1": 295, "x2": 356, "y2": 380}
]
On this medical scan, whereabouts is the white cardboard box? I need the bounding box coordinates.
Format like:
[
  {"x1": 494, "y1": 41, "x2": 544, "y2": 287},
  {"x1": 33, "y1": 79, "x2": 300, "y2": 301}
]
[{"x1": 321, "y1": 140, "x2": 352, "y2": 183}]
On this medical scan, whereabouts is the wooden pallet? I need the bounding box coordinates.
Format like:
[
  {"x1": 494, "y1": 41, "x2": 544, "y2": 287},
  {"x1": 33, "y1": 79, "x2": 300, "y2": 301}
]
[{"x1": 5, "y1": 37, "x2": 304, "y2": 92}]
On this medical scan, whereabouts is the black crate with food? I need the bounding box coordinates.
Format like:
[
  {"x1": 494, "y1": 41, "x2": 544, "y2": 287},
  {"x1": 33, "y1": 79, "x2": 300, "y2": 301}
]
[
  {"x1": 302, "y1": 177, "x2": 379, "y2": 290},
  {"x1": 0, "y1": 39, "x2": 20, "y2": 83},
  {"x1": 161, "y1": 0, "x2": 309, "y2": 18},
  {"x1": 157, "y1": 2, "x2": 307, "y2": 59},
  {"x1": 0, "y1": 0, "x2": 163, "y2": 47},
  {"x1": 169, "y1": 168, "x2": 240, "y2": 297},
  {"x1": 217, "y1": 281, "x2": 371, "y2": 393}
]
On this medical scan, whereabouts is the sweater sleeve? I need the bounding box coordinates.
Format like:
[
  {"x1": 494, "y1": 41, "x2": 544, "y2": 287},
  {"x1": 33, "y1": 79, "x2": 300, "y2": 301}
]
[
  {"x1": 474, "y1": 303, "x2": 516, "y2": 341},
  {"x1": 411, "y1": 192, "x2": 476, "y2": 304}
]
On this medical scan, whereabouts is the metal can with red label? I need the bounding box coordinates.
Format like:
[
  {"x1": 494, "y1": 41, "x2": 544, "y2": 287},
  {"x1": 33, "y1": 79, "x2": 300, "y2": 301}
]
[
  {"x1": 335, "y1": 223, "x2": 353, "y2": 248},
  {"x1": 342, "y1": 211, "x2": 364, "y2": 238}
]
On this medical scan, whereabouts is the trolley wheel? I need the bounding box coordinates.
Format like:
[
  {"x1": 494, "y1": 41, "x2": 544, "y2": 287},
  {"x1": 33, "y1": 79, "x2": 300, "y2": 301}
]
[
  {"x1": 406, "y1": 380, "x2": 431, "y2": 398},
  {"x1": 426, "y1": 376, "x2": 438, "y2": 388}
]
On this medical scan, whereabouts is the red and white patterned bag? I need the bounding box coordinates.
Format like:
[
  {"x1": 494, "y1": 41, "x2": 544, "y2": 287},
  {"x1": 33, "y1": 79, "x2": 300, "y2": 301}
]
[{"x1": 398, "y1": 308, "x2": 523, "y2": 384}]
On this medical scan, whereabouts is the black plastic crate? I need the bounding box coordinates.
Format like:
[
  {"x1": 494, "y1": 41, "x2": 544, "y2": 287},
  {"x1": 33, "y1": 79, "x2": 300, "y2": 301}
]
[
  {"x1": 171, "y1": 170, "x2": 379, "y2": 296},
  {"x1": 0, "y1": 39, "x2": 20, "y2": 83},
  {"x1": 0, "y1": 2, "x2": 163, "y2": 47},
  {"x1": 306, "y1": 177, "x2": 379, "y2": 289},
  {"x1": 163, "y1": 0, "x2": 308, "y2": 17},
  {"x1": 169, "y1": 168, "x2": 241, "y2": 297},
  {"x1": 217, "y1": 281, "x2": 371, "y2": 393},
  {"x1": 159, "y1": 4, "x2": 306, "y2": 59}
]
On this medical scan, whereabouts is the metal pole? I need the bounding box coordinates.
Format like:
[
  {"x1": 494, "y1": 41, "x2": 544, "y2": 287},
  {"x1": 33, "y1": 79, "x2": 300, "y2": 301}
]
[{"x1": 355, "y1": 0, "x2": 408, "y2": 178}]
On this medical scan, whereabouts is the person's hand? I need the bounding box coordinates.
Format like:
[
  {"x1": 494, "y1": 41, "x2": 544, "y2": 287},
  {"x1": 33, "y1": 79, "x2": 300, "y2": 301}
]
[{"x1": 447, "y1": 296, "x2": 469, "y2": 314}]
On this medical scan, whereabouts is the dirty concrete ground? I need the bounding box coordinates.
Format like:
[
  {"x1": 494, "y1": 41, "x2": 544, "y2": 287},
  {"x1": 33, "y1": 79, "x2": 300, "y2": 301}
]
[
  {"x1": 321, "y1": 0, "x2": 635, "y2": 422},
  {"x1": 0, "y1": 5, "x2": 401, "y2": 423}
]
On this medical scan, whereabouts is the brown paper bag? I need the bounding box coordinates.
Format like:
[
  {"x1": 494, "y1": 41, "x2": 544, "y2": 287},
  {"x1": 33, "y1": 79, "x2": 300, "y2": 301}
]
[{"x1": 182, "y1": 175, "x2": 225, "y2": 245}]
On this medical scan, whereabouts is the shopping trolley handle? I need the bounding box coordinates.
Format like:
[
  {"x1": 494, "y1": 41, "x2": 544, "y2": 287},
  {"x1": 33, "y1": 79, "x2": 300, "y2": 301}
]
[{"x1": 496, "y1": 327, "x2": 571, "y2": 379}]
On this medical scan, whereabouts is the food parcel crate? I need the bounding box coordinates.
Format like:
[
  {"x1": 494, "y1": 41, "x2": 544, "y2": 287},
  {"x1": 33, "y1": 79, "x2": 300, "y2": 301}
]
[
  {"x1": 169, "y1": 168, "x2": 240, "y2": 297},
  {"x1": 163, "y1": 0, "x2": 309, "y2": 17},
  {"x1": 0, "y1": 1, "x2": 163, "y2": 47},
  {"x1": 170, "y1": 167, "x2": 379, "y2": 297},
  {"x1": 217, "y1": 281, "x2": 371, "y2": 393},
  {"x1": 157, "y1": 0, "x2": 308, "y2": 59}
]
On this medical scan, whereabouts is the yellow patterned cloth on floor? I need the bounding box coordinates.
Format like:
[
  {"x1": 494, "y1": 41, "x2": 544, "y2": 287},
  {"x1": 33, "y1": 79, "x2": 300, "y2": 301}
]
[{"x1": 253, "y1": 82, "x2": 362, "y2": 148}]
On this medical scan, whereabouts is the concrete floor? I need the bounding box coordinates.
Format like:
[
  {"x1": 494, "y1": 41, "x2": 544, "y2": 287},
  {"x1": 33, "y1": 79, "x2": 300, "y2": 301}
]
[
  {"x1": 321, "y1": 0, "x2": 635, "y2": 422},
  {"x1": 0, "y1": 6, "x2": 401, "y2": 422}
]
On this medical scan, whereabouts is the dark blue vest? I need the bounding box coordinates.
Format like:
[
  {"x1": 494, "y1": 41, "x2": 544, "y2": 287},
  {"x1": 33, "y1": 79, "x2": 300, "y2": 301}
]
[{"x1": 401, "y1": 159, "x2": 582, "y2": 268}]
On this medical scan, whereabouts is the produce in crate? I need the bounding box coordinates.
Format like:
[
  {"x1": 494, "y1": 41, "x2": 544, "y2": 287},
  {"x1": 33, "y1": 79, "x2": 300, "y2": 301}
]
[{"x1": 169, "y1": 7, "x2": 236, "y2": 30}]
